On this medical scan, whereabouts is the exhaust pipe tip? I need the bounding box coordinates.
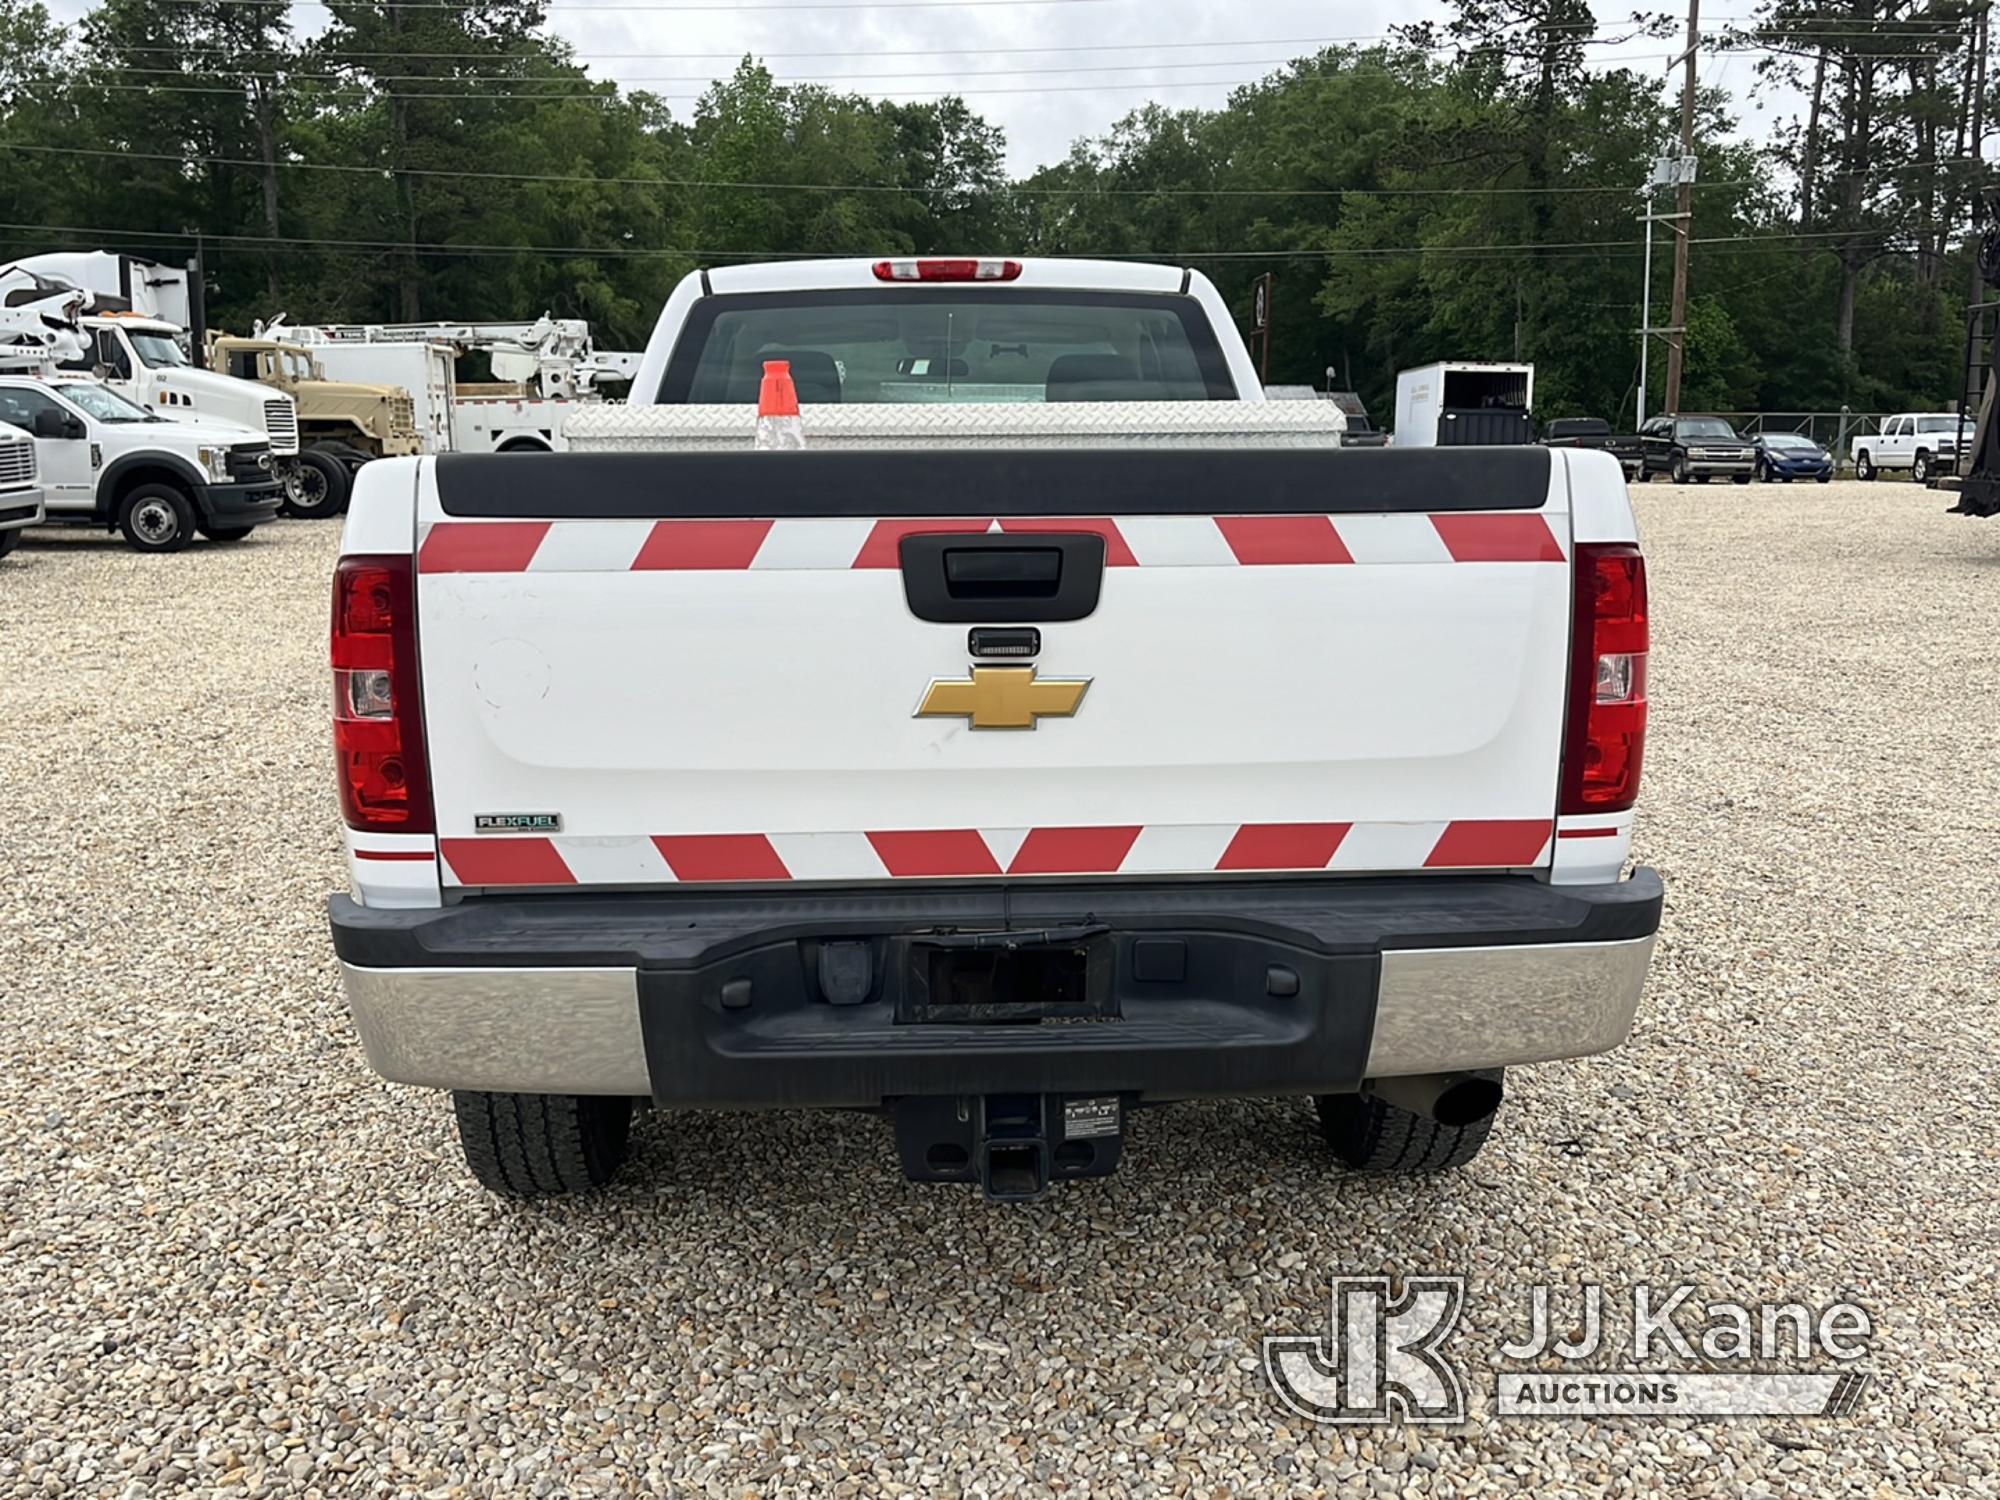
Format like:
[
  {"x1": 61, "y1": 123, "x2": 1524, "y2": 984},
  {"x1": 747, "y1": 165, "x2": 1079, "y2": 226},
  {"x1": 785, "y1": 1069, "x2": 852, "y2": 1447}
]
[{"x1": 1366, "y1": 1070, "x2": 1504, "y2": 1128}]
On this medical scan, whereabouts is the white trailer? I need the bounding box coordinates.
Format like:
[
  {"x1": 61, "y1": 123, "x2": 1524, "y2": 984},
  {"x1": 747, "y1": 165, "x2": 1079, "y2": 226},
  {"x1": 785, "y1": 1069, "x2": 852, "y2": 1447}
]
[{"x1": 1393, "y1": 361, "x2": 1535, "y2": 447}]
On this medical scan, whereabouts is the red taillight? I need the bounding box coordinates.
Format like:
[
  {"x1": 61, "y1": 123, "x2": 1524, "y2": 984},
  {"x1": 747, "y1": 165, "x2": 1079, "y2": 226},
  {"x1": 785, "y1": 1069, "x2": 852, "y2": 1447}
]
[
  {"x1": 1560, "y1": 543, "x2": 1649, "y2": 814},
  {"x1": 871, "y1": 258, "x2": 1022, "y2": 283},
  {"x1": 331, "y1": 554, "x2": 433, "y2": 833}
]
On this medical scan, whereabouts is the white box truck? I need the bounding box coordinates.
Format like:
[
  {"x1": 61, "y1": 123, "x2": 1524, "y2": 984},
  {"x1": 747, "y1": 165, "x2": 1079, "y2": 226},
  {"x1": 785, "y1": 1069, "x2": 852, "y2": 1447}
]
[{"x1": 1393, "y1": 362, "x2": 1535, "y2": 447}]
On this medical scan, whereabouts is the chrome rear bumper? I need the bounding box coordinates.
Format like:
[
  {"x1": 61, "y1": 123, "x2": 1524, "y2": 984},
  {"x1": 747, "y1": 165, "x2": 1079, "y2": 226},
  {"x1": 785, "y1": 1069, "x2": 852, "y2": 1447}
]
[{"x1": 339, "y1": 932, "x2": 1657, "y2": 1099}]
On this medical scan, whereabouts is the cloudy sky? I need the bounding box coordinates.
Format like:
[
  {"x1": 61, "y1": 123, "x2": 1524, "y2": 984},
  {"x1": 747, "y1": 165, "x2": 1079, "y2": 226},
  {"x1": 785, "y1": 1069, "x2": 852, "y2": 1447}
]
[
  {"x1": 535, "y1": 0, "x2": 1786, "y2": 171},
  {"x1": 47, "y1": 0, "x2": 1792, "y2": 175}
]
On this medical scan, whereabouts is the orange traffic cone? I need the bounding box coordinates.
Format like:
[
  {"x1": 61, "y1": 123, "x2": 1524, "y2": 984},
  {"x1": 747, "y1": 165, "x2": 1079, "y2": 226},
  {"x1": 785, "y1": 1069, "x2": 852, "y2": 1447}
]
[{"x1": 755, "y1": 359, "x2": 806, "y2": 450}]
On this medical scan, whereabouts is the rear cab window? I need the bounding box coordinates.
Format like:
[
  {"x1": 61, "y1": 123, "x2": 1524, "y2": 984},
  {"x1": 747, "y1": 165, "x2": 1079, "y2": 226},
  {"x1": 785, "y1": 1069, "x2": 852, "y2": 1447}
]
[{"x1": 657, "y1": 288, "x2": 1237, "y2": 405}]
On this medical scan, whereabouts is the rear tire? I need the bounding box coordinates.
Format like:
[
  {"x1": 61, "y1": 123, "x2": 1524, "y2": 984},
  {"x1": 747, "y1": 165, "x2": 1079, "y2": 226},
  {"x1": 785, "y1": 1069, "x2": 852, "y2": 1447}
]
[
  {"x1": 117, "y1": 483, "x2": 195, "y2": 553},
  {"x1": 451, "y1": 1090, "x2": 633, "y2": 1196},
  {"x1": 280, "y1": 449, "x2": 351, "y2": 520},
  {"x1": 198, "y1": 525, "x2": 255, "y2": 542},
  {"x1": 1316, "y1": 1074, "x2": 1501, "y2": 1172}
]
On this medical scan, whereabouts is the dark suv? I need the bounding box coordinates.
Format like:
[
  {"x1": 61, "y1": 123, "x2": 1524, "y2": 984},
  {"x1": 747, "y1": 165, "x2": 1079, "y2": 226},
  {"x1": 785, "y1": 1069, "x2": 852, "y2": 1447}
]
[{"x1": 1638, "y1": 415, "x2": 1757, "y2": 484}]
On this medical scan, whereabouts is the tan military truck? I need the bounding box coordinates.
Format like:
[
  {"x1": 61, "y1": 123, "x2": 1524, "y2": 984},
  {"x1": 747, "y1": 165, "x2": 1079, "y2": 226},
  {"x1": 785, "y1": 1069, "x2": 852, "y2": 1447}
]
[{"x1": 207, "y1": 336, "x2": 423, "y2": 518}]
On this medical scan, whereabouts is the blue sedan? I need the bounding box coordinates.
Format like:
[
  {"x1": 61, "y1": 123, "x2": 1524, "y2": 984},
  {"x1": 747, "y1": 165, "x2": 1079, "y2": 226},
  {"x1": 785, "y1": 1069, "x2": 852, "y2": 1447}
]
[{"x1": 1752, "y1": 432, "x2": 1834, "y2": 483}]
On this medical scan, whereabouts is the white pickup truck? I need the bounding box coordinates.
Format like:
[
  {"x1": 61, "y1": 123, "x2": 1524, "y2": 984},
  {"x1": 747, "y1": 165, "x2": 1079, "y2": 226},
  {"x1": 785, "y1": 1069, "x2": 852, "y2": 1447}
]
[
  {"x1": 0, "y1": 419, "x2": 42, "y2": 560},
  {"x1": 1849, "y1": 411, "x2": 1966, "y2": 482},
  {"x1": 328, "y1": 258, "x2": 1661, "y2": 1201}
]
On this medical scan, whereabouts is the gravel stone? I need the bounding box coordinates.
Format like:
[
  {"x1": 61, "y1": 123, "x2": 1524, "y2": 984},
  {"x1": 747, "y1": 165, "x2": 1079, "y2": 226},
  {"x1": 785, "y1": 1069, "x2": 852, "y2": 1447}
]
[{"x1": 0, "y1": 490, "x2": 1995, "y2": 1496}]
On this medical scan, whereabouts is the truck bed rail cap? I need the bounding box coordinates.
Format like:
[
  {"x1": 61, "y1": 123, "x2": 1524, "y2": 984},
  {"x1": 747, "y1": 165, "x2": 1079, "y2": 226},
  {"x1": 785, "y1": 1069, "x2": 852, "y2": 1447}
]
[
  {"x1": 564, "y1": 399, "x2": 1346, "y2": 451},
  {"x1": 431, "y1": 444, "x2": 1557, "y2": 520}
]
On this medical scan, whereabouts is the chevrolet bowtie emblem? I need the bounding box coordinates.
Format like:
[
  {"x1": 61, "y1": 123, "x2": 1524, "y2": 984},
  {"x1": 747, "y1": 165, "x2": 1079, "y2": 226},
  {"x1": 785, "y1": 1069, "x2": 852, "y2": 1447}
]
[{"x1": 915, "y1": 666, "x2": 1091, "y2": 730}]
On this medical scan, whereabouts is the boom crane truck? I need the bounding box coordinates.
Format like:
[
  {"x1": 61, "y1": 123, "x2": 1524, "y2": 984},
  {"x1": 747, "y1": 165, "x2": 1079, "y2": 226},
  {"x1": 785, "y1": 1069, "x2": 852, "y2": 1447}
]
[{"x1": 269, "y1": 317, "x2": 637, "y2": 452}]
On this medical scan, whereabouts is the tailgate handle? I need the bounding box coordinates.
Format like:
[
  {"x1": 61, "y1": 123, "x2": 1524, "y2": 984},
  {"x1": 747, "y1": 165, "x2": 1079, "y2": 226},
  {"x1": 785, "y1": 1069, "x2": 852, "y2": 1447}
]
[
  {"x1": 945, "y1": 546, "x2": 1061, "y2": 597},
  {"x1": 900, "y1": 532, "x2": 1105, "y2": 623}
]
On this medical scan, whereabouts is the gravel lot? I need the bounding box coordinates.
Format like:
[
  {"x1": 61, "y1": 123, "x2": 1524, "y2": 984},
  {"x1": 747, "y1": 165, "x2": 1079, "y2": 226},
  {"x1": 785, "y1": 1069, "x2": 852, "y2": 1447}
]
[{"x1": 1, "y1": 481, "x2": 1995, "y2": 1498}]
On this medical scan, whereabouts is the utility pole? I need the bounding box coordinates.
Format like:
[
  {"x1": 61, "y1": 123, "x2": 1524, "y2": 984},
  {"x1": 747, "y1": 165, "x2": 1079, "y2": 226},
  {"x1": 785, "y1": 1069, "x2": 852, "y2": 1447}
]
[
  {"x1": 1639, "y1": 155, "x2": 1695, "y2": 426},
  {"x1": 1970, "y1": 1, "x2": 1990, "y2": 311},
  {"x1": 1663, "y1": 0, "x2": 1700, "y2": 413}
]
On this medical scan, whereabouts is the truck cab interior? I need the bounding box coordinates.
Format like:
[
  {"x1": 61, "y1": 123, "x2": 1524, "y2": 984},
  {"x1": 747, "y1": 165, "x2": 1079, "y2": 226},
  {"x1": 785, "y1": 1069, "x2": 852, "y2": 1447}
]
[{"x1": 660, "y1": 289, "x2": 1238, "y2": 404}]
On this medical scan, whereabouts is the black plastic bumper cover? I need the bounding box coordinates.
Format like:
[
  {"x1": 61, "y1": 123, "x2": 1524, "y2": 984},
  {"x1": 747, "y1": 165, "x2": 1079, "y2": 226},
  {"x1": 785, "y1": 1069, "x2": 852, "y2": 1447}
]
[{"x1": 203, "y1": 479, "x2": 284, "y2": 523}]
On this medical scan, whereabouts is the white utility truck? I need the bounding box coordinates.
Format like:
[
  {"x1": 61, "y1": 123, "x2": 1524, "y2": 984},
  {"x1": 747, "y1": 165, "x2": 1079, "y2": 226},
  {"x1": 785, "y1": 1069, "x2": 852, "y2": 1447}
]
[
  {"x1": 0, "y1": 376, "x2": 283, "y2": 551},
  {"x1": 276, "y1": 318, "x2": 636, "y2": 453},
  {"x1": 0, "y1": 254, "x2": 314, "y2": 508},
  {"x1": 0, "y1": 420, "x2": 42, "y2": 560},
  {"x1": 327, "y1": 257, "x2": 1660, "y2": 1201},
  {"x1": 0, "y1": 285, "x2": 70, "y2": 558},
  {"x1": 1393, "y1": 360, "x2": 1536, "y2": 447}
]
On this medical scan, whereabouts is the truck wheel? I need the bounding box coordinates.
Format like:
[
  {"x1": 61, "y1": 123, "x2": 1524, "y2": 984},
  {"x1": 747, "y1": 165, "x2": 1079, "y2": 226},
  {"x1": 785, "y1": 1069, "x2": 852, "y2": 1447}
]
[
  {"x1": 1855, "y1": 450, "x2": 1875, "y2": 480},
  {"x1": 451, "y1": 1090, "x2": 632, "y2": 1196},
  {"x1": 0, "y1": 529, "x2": 19, "y2": 558},
  {"x1": 1316, "y1": 1073, "x2": 1501, "y2": 1172},
  {"x1": 1670, "y1": 453, "x2": 1690, "y2": 484},
  {"x1": 199, "y1": 525, "x2": 255, "y2": 542},
  {"x1": 1731, "y1": 472, "x2": 1751, "y2": 485},
  {"x1": 118, "y1": 484, "x2": 195, "y2": 553},
  {"x1": 1912, "y1": 451, "x2": 1932, "y2": 483},
  {"x1": 280, "y1": 449, "x2": 351, "y2": 520}
]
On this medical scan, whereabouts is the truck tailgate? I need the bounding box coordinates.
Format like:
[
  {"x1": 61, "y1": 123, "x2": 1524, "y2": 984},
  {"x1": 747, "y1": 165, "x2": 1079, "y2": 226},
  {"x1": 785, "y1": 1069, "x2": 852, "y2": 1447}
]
[{"x1": 411, "y1": 446, "x2": 1573, "y2": 888}]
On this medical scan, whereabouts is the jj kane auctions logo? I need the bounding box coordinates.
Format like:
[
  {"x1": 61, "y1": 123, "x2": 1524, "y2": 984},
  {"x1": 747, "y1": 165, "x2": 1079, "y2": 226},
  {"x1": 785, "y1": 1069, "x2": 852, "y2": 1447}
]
[{"x1": 1264, "y1": 1277, "x2": 1873, "y2": 1423}]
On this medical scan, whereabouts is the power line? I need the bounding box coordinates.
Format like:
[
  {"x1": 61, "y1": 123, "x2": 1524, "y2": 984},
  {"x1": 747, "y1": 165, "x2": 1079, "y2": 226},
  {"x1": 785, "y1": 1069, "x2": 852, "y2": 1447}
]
[
  {"x1": 87, "y1": 29, "x2": 1597, "y2": 60},
  {"x1": 0, "y1": 218, "x2": 1942, "y2": 264},
  {"x1": 169, "y1": 0, "x2": 1115, "y2": 8},
  {"x1": 0, "y1": 140, "x2": 1762, "y2": 197},
  {"x1": 101, "y1": 52, "x2": 1680, "y2": 85},
  {"x1": 64, "y1": 49, "x2": 1694, "y2": 102},
  {"x1": 94, "y1": 37, "x2": 1988, "y2": 87},
  {"x1": 0, "y1": 138, "x2": 1966, "y2": 199},
  {"x1": 92, "y1": 23, "x2": 1969, "y2": 63}
]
